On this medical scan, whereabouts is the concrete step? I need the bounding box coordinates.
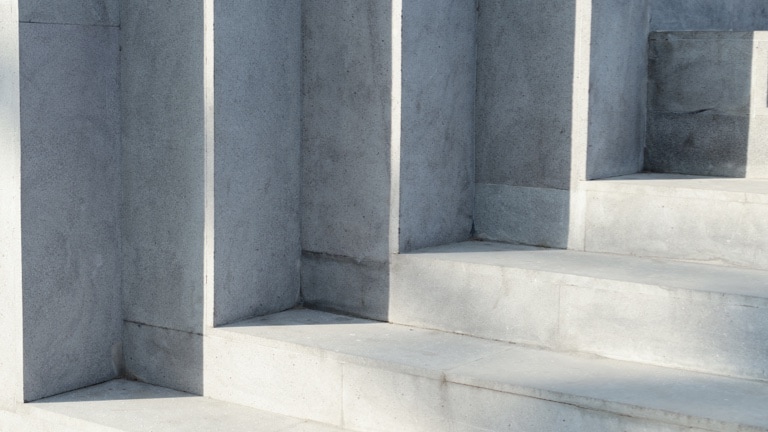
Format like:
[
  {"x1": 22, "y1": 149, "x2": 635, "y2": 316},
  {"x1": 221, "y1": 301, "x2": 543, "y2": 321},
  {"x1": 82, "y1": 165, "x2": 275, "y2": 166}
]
[
  {"x1": 583, "y1": 173, "x2": 768, "y2": 270},
  {"x1": 204, "y1": 308, "x2": 768, "y2": 432},
  {"x1": 0, "y1": 379, "x2": 346, "y2": 432},
  {"x1": 390, "y1": 240, "x2": 768, "y2": 381}
]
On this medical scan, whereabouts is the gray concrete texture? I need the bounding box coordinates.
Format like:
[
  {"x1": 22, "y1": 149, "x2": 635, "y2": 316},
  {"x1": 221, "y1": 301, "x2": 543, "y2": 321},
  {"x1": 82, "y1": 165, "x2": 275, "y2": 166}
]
[
  {"x1": 120, "y1": 0, "x2": 205, "y2": 335},
  {"x1": 19, "y1": 22, "x2": 121, "y2": 401},
  {"x1": 585, "y1": 0, "x2": 648, "y2": 180},
  {"x1": 205, "y1": 309, "x2": 766, "y2": 432},
  {"x1": 19, "y1": 0, "x2": 118, "y2": 26},
  {"x1": 300, "y1": 0, "x2": 392, "y2": 262},
  {"x1": 646, "y1": 32, "x2": 760, "y2": 177},
  {"x1": 584, "y1": 174, "x2": 768, "y2": 271},
  {"x1": 650, "y1": 0, "x2": 768, "y2": 31},
  {"x1": 475, "y1": 0, "x2": 575, "y2": 191},
  {"x1": 398, "y1": 0, "x2": 475, "y2": 252},
  {"x1": 0, "y1": 0, "x2": 22, "y2": 408},
  {"x1": 213, "y1": 0, "x2": 301, "y2": 326}
]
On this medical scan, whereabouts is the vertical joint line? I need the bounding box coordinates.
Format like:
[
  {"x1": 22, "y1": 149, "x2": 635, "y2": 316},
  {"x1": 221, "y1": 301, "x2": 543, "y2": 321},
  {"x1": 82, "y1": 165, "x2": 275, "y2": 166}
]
[
  {"x1": 389, "y1": 0, "x2": 403, "y2": 255},
  {"x1": 203, "y1": 0, "x2": 215, "y2": 329}
]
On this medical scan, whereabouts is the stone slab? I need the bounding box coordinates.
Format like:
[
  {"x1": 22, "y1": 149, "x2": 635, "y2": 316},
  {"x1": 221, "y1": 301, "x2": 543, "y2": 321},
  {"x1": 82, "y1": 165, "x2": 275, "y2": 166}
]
[
  {"x1": 20, "y1": 0, "x2": 119, "y2": 26},
  {"x1": 1, "y1": 379, "x2": 346, "y2": 432},
  {"x1": 649, "y1": 0, "x2": 768, "y2": 31},
  {"x1": 584, "y1": 173, "x2": 768, "y2": 270},
  {"x1": 19, "y1": 21, "x2": 121, "y2": 401},
  {"x1": 212, "y1": 0, "x2": 301, "y2": 326},
  {"x1": 391, "y1": 240, "x2": 768, "y2": 380},
  {"x1": 207, "y1": 309, "x2": 768, "y2": 432}
]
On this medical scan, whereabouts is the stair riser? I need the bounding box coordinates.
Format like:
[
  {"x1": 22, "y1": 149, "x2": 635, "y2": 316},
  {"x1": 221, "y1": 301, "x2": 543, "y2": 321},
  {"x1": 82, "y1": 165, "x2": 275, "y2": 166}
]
[
  {"x1": 203, "y1": 331, "x2": 718, "y2": 432},
  {"x1": 391, "y1": 254, "x2": 768, "y2": 381},
  {"x1": 584, "y1": 188, "x2": 768, "y2": 270}
]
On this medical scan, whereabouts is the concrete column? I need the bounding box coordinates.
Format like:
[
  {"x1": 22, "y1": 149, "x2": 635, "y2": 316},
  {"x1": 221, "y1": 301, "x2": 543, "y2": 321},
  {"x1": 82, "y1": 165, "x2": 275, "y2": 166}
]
[{"x1": 0, "y1": 0, "x2": 22, "y2": 408}]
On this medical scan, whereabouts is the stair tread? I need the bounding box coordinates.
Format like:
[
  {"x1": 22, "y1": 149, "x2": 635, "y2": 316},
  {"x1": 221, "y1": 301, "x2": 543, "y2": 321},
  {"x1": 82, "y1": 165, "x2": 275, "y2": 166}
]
[
  {"x1": 14, "y1": 379, "x2": 346, "y2": 432},
  {"x1": 404, "y1": 241, "x2": 768, "y2": 302},
  {"x1": 584, "y1": 172, "x2": 768, "y2": 203},
  {"x1": 214, "y1": 309, "x2": 768, "y2": 431}
]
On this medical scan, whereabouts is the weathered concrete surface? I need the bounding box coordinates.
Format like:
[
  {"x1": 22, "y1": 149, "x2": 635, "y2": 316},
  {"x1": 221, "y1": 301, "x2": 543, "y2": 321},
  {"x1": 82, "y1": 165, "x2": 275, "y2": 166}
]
[
  {"x1": 213, "y1": 0, "x2": 301, "y2": 326},
  {"x1": 0, "y1": 0, "x2": 22, "y2": 408},
  {"x1": 474, "y1": 184, "x2": 569, "y2": 248},
  {"x1": 5, "y1": 380, "x2": 346, "y2": 432},
  {"x1": 19, "y1": 0, "x2": 119, "y2": 26},
  {"x1": 474, "y1": 0, "x2": 575, "y2": 247},
  {"x1": 398, "y1": 0, "x2": 475, "y2": 252},
  {"x1": 206, "y1": 309, "x2": 765, "y2": 432},
  {"x1": 300, "y1": 1, "x2": 391, "y2": 319},
  {"x1": 646, "y1": 32, "x2": 755, "y2": 177},
  {"x1": 476, "y1": 0, "x2": 575, "y2": 191},
  {"x1": 20, "y1": 22, "x2": 121, "y2": 402},
  {"x1": 121, "y1": 0, "x2": 204, "y2": 334},
  {"x1": 584, "y1": 173, "x2": 768, "y2": 270},
  {"x1": 123, "y1": 322, "x2": 202, "y2": 395},
  {"x1": 120, "y1": 0, "x2": 205, "y2": 392},
  {"x1": 586, "y1": 0, "x2": 648, "y2": 180},
  {"x1": 650, "y1": 0, "x2": 768, "y2": 31}
]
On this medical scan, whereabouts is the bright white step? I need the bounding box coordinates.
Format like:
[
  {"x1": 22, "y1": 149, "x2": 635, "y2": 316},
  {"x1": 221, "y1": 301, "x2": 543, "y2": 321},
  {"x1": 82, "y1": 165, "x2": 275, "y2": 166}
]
[
  {"x1": 205, "y1": 308, "x2": 768, "y2": 432},
  {"x1": 583, "y1": 173, "x2": 768, "y2": 269},
  {"x1": 391, "y1": 240, "x2": 768, "y2": 381},
  {"x1": 0, "y1": 379, "x2": 345, "y2": 432}
]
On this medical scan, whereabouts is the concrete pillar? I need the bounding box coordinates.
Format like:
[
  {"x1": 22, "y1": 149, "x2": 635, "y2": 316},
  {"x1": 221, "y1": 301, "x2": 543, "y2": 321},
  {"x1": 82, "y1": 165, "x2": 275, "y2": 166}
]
[
  {"x1": 1, "y1": 0, "x2": 122, "y2": 403},
  {"x1": 121, "y1": 0, "x2": 302, "y2": 393}
]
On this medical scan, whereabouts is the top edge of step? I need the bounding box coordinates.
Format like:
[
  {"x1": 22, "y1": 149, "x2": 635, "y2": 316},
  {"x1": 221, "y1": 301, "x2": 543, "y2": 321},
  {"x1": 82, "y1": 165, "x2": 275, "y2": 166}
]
[
  {"x1": 400, "y1": 240, "x2": 768, "y2": 303},
  {"x1": 213, "y1": 309, "x2": 768, "y2": 432},
  {"x1": 582, "y1": 173, "x2": 768, "y2": 203},
  {"x1": 13, "y1": 379, "x2": 345, "y2": 432}
]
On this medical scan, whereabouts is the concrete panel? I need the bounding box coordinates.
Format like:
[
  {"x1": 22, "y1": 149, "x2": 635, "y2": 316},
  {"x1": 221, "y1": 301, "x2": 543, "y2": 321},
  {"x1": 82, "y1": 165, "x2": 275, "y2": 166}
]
[
  {"x1": 646, "y1": 111, "x2": 749, "y2": 176},
  {"x1": 19, "y1": 22, "x2": 121, "y2": 401},
  {"x1": 204, "y1": 329, "x2": 343, "y2": 426},
  {"x1": 19, "y1": 0, "x2": 119, "y2": 26},
  {"x1": 300, "y1": 252, "x2": 388, "y2": 321},
  {"x1": 585, "y1": 0, "x2": 648, "y2": 180},
  {"x1": 650, "y1": 0, "x2": 768, "y2": 31},
  {"x1": 121, "y1": 0, "x2": 205, "y2": 334},
  {"x1": 301, "y1": 0, "x2": 391, "y2": 262},
  {"x1": 123, "y1": 322, "x2": 202, "y2": 395},
  {"x1": 397, "y1": 0, "x2": 475, "y2": 251},
  {"x1": 475, "y1": 0, "x2": 575, "y2": 190},
  {"x1": 474, "y1": 183, "x2": 569, "y2": 248},
  {"x1": 0, "y1": 1, "x2": 21, "y2": 408},
  {"x1": 212, "y1": 0, "x2": 301, "y2": 326},
  {"x1": 561, "y1": 284, "x2": 768, "y2": 381},
  {"x1": 390, "y1": 252, "x2": 560, "y2": 346},
  {"x1": 584, "y1": 175, "x2": 768, "y2": 270}
]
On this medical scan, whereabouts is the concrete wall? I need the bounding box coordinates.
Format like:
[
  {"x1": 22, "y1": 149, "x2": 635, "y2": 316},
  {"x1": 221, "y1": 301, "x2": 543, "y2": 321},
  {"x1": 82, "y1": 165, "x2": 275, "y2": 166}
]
[
  {"x1": 120, "y1": 0, "x2": 204, "y2": 394},
  {"x1": 585, "y1": 0, "x2": 649, "y2": 180},
  {"x1": 0, "y1": 0, "x2": 22, "y2": 408},
  {"x1": 650, "y1": 0, "x2": 768, "y2": 31},
  {"x1": 474, "y1": 0, "x2": 575, "y2": 248},
  {"x1": 17, "y1": 0, "x2": 121, "y2": 402},
  {"x1": 213, "y1": 0, "x2": 302, "y2": 326},
  {"x1": 398, "y1": 0, "x2": 475, "y2": 252},
  {"x1": 301, "y1": 0, "x2": 392, "y2": 320}
]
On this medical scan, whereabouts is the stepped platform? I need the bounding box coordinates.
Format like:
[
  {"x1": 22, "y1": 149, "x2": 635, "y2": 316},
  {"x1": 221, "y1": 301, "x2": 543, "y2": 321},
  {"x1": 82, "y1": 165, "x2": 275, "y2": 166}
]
[{"x1": 202, "y1": 309, "x2": 767, "y2": 431}]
